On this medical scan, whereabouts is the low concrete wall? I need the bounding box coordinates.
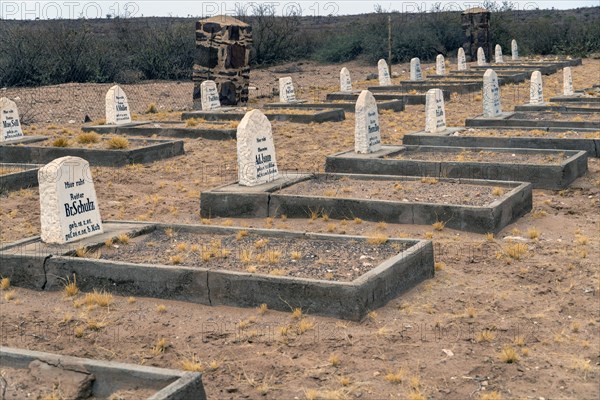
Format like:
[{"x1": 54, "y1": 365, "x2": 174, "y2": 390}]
[
  {"x1": 0, "y1": 222, "x2": 434, "y2": 321},
  {"x1": 201, "y1": 173, "x2": 533, "y2": 234},
  {"x1": 465, "y1": 112, "x2": 600, "y2": 131},
  {"x1": 325, "y1": 91, "x2": 450, "y2": 105},
  {"x1": 514, "y1": 103, "x2": 600, "y2": 113},
  {"x1": 0, "y1": 347, "x2": 206, "y2": 400},
  {"x1": 325, "y1": 145, "x2": 588, "y2": 190},
  {"x1": 0, "y1": 163, "x2": 41, "y2": 193},
  {"x1": 181, "y1": 109, "x2": 345, "y2": 124},
  {"x1": 0, "y1": 139, "x2": 185, "y2": 166},
  {"x1": 264, "y1": 99, "x2": 405, "y2": 113},
  {"x1": 83, "y1": 122, "x2": 237, "y2": 140},
  {"x1": 402, "y1": 130, "x2": 600, "y2": 157}
]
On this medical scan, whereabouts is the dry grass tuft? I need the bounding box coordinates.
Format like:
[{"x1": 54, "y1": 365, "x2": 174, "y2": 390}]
[
  {"x1": 0, "y1": 277, "x2": 10, "y2": 290},
  {"x1": 384, "y1": 368, "x2": 405, "y2": 383},
  {"x1": 76, "y1": 132, "x2": 101, "y2": 144},
  {"x1": 504, "y1": 243, "x2": 528, "y2": 260},
  {"x1": 181, "y1": 355, "x2": 204, "y2": 372},
  {"x1": 491, "y1": 187, "x2": 505, "y2": 196},
  {"x1": 107, "y1": 136, "x2": 129, "y2": 149},
  {"x1": 432, "y1": 220, "x2": 445, "y2": 231},
  {"x1": 52, "y1": 137, "x2": 70, "y2": 147},
  {"x1": 367, "y1": 234, "x2": 389, "y2": 245},
  {"x1": 63, "y1": 275, "x2": 79, "y2": 297},
  {"x1": 499, "y1": 346, "x2": 519, "y2": 363},
  {"x1": 527, "y1": 227, "x2": 540, "y2": 239}
]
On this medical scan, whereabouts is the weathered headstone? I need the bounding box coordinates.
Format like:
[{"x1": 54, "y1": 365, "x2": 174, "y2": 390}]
[
  {"x1": 105, "y1": 85, "x2": 132, "y2": 125},
  {"x1": 377, "y1": 59, "x2": 392, "y2": 86},
  {"x1": 457, "y1": 48, "x2": 468, "y2": 71},
  {"x1": 530, "y1": 71, "x2": 544, "y2": 104},
  {"x1": 200, "y1": 80, "x2": 222, "y2": 111},
  {"x1": 0, "y1": 97, "x2": 24, "y2": 142},
  {"x1": 340, "y1": 67, "x2": 353, "y2": 92},
  {"x1": 236, "y1": 110, "x2": 279, "y2": 186},
  {"x1": 511, "y1": 39, "x2": 519, "y2": 61},
  {"x1": 436, "y1": 55, "x2": 446, "y2": 76},
  {"x1": 425, "y1": 89, "x2": 447, "y2": 133},
  {"x1": 38, "y1": 156, "x2": 103, "y2": 244},
  {"x1": 477, "y1": 47, "x2": 487, "y2": 66},
  {"x1": 483, "y1": 69, "x2": 502, "y2": 117},
  {"x1": 355, "y1": 90, "x2": 382, "y2": 154},
  {"x1": 279, "y1": 77, "x2": 296, "y2": 103},
  {"x1": 563, "y1": 67, "x2": 574, "y2": 96},
  {"x1": 410, "y1": 58, "x2": 423, "y2": 81},
  {"x1": 494, "y1": 44, "x2": 504, "y2": 63}
]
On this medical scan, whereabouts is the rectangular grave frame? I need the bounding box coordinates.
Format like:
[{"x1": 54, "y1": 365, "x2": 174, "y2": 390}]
[
  {"x1": 0, "y1": 221, "x2": 434, "y2": 321},
  {"x1": 326, "y1": 91, "x2": 450, "y2": 105},
  {"x1": 0, "y1": 163, "x2": 41, "y2": 193},
  {"x1": 324, "y1": 145, "x2": 587, "y2": 190},
  {"x1": 465, "y1": 111, "x2": 600, "y2": 131},
  {"x1": 369, "y1": 82, "x2": 481, "y2": 94},
  {"x1": 264, "y1": 99, "x2": 405, "y2": 113},
  {"x1": 0, "y1": 136, "x2": 184, "y2": 166},
  {"x1": 82, "y1": 121, "x2": 237, "y2": 140},
  {"x1": 200, "y1": 172, "x2": 532, "y2": 234},
  {"x1": 428, "y1": 71, "x2": 528, "y2": 84},
  {"x1": 181, "y1": 108, "x2": 345, "y2": 124},
  {"x1": 0, "y1": 347, "x2": 206, "y2": 400},
  {"x1": 402, "y1": 128, "x2": 600, "y2": 157},
  {"x1": 514, "y1": 103, "x2": 600, "y2": 113}
]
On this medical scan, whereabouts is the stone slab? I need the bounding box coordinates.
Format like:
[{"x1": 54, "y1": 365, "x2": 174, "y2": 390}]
[
  {"x1": 200, "y1": 173, "x2": 533, "y2": 234},
  {"x1": 325, "y1": 145, "x2": 588, "y2": 190},
  {"x1": 0, "y1": 221, "x2": 434, "y2": 321},
  {"x1": 0, "y1": 347, "x2": 205, "y2": 400},
  {"x1": 0, "y1": 137, "x2": 184, "y2": 166}
]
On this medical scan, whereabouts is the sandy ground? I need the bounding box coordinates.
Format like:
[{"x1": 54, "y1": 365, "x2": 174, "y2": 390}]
[{"x1": 0, "y1": 59, "x2": 599, "y2": 400}]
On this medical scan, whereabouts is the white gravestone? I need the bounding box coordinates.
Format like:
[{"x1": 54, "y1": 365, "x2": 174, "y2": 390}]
[
  {"x1": 436, "y1": 55, "x2": 446, "y2": 76},
  {"x1": 355, "y1": 90, "x2": 382, "y2": 154},
  {"x1": 457, "y1": 48, "x2": 467, "y2": 71},
  {"x1": 105, "y1": 85, "x2": 131, "y2": 125},
  {"x1": 377, "y1": 59, "x2": 392, "y2": 86},
  {"x1": 511, "y1": 40, "x2": 519, "y2": 61},
  {"x1": 0, "y1": 98, "x2": 24, "y2": 142},
  {"x1": 483, "y1": 69, "x2": 502, "y2": 117},
  {"x1": 410, "y1": 58, "x2": 423, "y2": 81},
  {"x1": 38, "y1": 156, "x2": 103, "y2": 244},
  {"x1": 530, "y1": 71, "x2": 544, "y2": 104},
  {"x1": 200, "y1": 80, "x2": 221, "y2": 111},
  {"x1": 563, "y1": 67, "x2": 574, "y2": 96},
  {"x1": 425, "y1": 89, "x2": 447, "y2": 133},
  {"x1": 477, "y1": 47, "x2": 486, "y2": 66},
  {"x1": 495, "y1": 45, "x2": 504, "y2": 63},
  {"x1": 279, "y1": 77, "x2": 296, "y2": 103},
  {"x1": 237, "y1": 110, "x2": 279, "y2": 186},
  {"x1": 340, "y1": 67, "x2": 353, "y2": 92}
]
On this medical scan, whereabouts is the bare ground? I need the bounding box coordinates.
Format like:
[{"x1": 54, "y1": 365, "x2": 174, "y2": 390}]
[{"x1": 0, "y1": 59, "x2": 599, "y2": 400}]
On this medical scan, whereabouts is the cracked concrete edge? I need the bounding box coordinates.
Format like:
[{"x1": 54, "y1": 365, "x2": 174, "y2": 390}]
[{"x1": 0, "y1": 346, "x2": 206, "y2": 400}]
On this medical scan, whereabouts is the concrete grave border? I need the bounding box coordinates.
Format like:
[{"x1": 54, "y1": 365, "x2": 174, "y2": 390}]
[
  {"x1": 181, "y1": 108, "x2": 345, "y2": 124},
  {"x1": 200, "y1": 172, "x2": 532, "y2": 234},
  {"x1": 82, "y1": 121, "x2": 237, "y2": 140},
  {"x1": 514, "y1": 103, "x2": 600, "y2": 113},
  {"x1": 465, "y1": 111, "x2": 600, "y2": 131},
  {"x1": 326, "y1": 91, "x2": 450, "y2": 105},
  {"x1": 0, "y1": 136, "x2": 184, "y2": 166},
  {"x1": 324, "y1": 145, "x2": 587, "y2": 190},
  {"x1": 0, "y1": 163, "x2": 41, "y2": 193},
  {"x1": 0, "y1": 222, "x2": 434, "y2": 321},
  {"x1": 402, "y1": 128, "x2": 600, "y2": 157},
  {"x1": 264, "y1": 99, "x2": 405, "y2": 113},
  {"x1": 0, "y1": 346, "x2": 206, "y2": 400},
  {"x1": 369, "y1": 82, "x2": 481, "y2": 94}
]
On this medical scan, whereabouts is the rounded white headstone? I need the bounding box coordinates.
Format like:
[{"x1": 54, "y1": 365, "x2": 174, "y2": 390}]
[
  {"x1": 377, "y1": 59, "x2": 392, "y2": 86},
  {"x1": 477, "y1": 47, "x2": 487, "y2": 66},
  {"x1": 530, "y1": 71, "x2": 544, "y2": 104},
  {"x1": 425, "y1": 89, "x2": 447, "y2": 133},
  {"x1": 340, "y1": 67, "x2": 353, "y2": 92},
  {"x1": 511, "y1": 39, "x2": 519, "y2": 61},
  {"x1": 457, "y1": 48, "x2": 468, "y2": 71},
  {"x1": 105, "y1": 85, "x2": 132, "y2": 125},
  {"x1": 483, "y1": 69, "x2": 502, "y2": 117},
  {"x1": 563, "y1": 67, "x2": 574, "y2": 96},
  {"x1": 436, "y1": 55, "x2": 446, "y2": 76},
  {"x1": 200, "y1": 80, "x2": 222, "y2": 111},
  {"x1": 495, "y1": 44, "x2": 504, "y2": 64},
  {"x1": 355, "y1": 90, "x2": 382, "y2": 154},
  {"x1": 279, "y1": 77, "x2": 296, "y2": 103},
  {"x1": 410, "y1": 58, "x2": 423, "y2": 81},
  {"x1": 236, "y1": 110, "x2": 279, "y2": 186},
  {"x1": 0, "y1": 97, "x2": 24, "y2": 142},
  {"x1": 38, "y1": 156, "x2": 103, "y2": 244}
]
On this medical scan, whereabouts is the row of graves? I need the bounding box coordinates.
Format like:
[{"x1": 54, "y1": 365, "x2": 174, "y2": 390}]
[{"x1": 1, "y1": 48, "x2": 598, "y2": 398}]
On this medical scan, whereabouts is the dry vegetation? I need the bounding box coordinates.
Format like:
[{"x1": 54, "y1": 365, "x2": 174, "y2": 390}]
[{"x1": 0, "y1": 59, "x2": 599, "y2": 399}]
